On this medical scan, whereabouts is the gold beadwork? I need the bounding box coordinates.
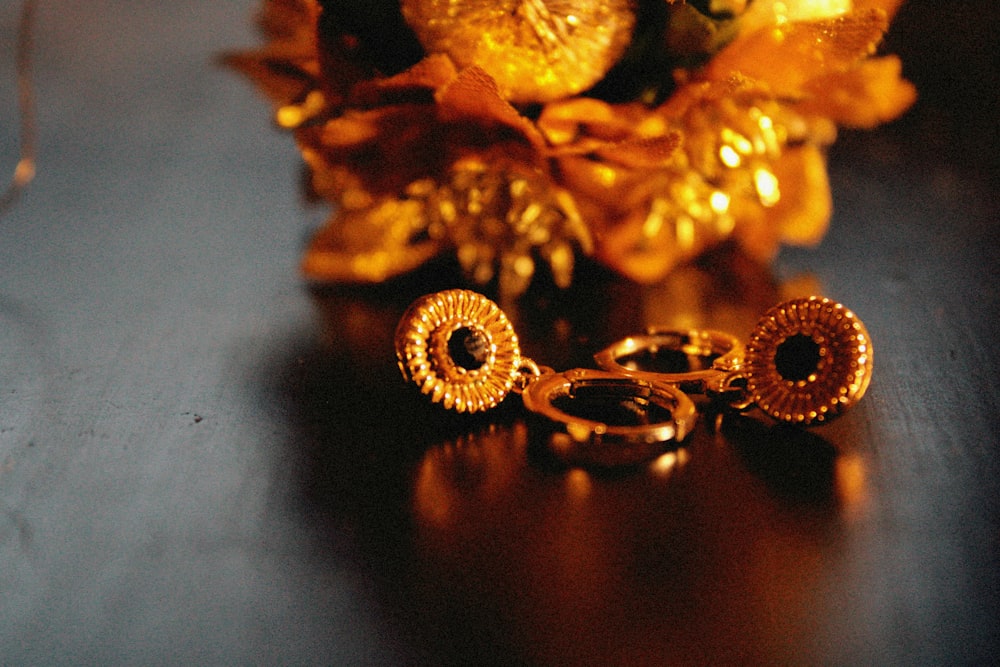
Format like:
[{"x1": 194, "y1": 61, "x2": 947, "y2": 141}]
[
  {"x1": 395, "y1": 289, "x2": 523, "y2": 413},
  {"x1": 743, "y1": 296, "x2": 872, "y2": 424}
]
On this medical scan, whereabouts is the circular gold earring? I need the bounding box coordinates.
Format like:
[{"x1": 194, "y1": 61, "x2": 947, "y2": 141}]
[
  {"x1": 395, "y1": 289, "x2": 697, "y2": 467},
  {"x1": 395, "y1": 289, "x2": 524, "y2": 414},
  {"x1": 595, "y1": 296, "x2": 872, "y2": 425},
  {"x1": 743, "y1": 297, "x2": 872, "y2": 424}
]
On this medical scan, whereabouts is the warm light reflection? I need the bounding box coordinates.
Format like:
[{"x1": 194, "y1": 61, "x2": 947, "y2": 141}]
[
  {"x1": 835, "y1": 452, "x2": 868, "y2": 517},
  {"x1": 743, "y1": 0, "x2": 851, "y2": 32},
  {"x1": 650, "y1": 447, "x2": 690, "y2": 477},
  {"x1": 676, "y1": 216, "x2": 695, "y2": 250},
  {"x1": 641, "y1": 198, "x2": 667, "y2": 239},
  {"x1": 709, "y1": 190, "x2": 731, "y2": 215},
  {"x1": 754, "y1": 168, "x2": 781, "y2": 206},
  {"x1": 565, "y1": 469, "x2": 593, "y2": 502},
  {"x1": 719, "y1": 144, "x2": 742, "y2": 168},
  {"x1": 414, "y1": 456, "x2": 454, "y2": 527},
  {"x1": 413, "y1": 424, "x2": 529, "y2": 528},
  {"x1": 593, "y1": 163, "x2": 618, "y2": 188},
  {"x1": 652, "y1": 451, "x2": 677, "y2": 475},
  {"x1": 276, "y1": 90, "x2": 325, "y2": 129}
]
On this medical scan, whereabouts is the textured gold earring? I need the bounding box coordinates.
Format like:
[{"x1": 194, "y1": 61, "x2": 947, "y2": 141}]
[
  {"x1": 395, "y1": 289, "x2": 697, "y2": 467},
  {"x1": 596, "y1": 296, "x2": 872, "y2": 425}
]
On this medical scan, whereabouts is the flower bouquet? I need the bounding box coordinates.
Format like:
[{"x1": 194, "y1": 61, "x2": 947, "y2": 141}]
[{"x1": 228, "y1": 0, "x2": 914, "y2": 296}]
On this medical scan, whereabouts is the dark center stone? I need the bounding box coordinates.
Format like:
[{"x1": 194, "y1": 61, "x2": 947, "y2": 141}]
[
  {"x1": 774, "y1": 333, "x2": 821, "y2": 382},
  {"x1": 448, "y1": 326, "x2": 489, "y2": 371}
]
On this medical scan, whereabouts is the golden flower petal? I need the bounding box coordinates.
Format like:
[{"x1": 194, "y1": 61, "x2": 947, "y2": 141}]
[
  {"x1": 853, "y1": 0, "x2": 905, "y2": 18},
  {"x1": 400, "y1": 0, "x2": 637, "y2": 104},
  {"x1": 434, "y1": 65, "x2": 547, "y2": 147},
  {"x1": 756, "y1": 143, "x2": 831, "y2": 250},
  {"x1": 704, "y1": 9, "x2": 892, "y2": 96},
  {"x1": 348, "y1": 53, "x2": 458, "y2": 106},
  {"x1": 301, "y1": 104, "x2": 448, "y2": 198},
  {"x1": 800, "y1": 55, "x2": 917, "y2": 128},
  {"x1": 222, "y1": 0, "x2": 322, "y2": 105},
  {"x1": 301, "y1": 198, "x2": 444, "y2": 283}
]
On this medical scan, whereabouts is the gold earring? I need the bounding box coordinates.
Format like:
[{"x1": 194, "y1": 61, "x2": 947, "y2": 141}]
[
  {"x1": 595, "y1": 296, "x2": 872, "y2": 425},
  {"x1": 395, "y1": 289, "x2": 697, "y2": 467}
]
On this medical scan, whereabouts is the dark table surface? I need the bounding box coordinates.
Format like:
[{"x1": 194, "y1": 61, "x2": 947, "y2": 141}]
[{"x1": 1, "y1": 1, "x2": 997, "y2": 664}]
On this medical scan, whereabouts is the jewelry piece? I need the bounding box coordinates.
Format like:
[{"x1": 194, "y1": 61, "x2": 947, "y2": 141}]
[
  {"x1": 594, "y1": 328, "x2": 744, "y2": 398},
  {"x1": 395, "y1": 289, "x2": 697, "y2": 466},
  {"x1": 595, "y1": 296, "x2": 872, "y2": 425}
]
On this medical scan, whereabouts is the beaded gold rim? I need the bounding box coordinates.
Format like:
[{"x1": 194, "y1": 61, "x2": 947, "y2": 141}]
[
  {"x1": 395, "y1": 289, "x2": 522, "y2": 413},
  {"x1": 744, "y1": 296, "x2": 872, "y2": 424}
]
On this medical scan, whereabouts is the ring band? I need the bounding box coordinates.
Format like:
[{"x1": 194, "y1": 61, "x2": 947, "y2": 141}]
[
  {"x1": 521, "y1": 368, "x2": 696, "y2": 468},
  {"x1": 593, "y1": 329, "x2": 743, "y2": 395}
]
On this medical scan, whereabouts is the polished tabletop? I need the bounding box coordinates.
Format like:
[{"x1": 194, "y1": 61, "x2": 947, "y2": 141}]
[{"x1": 1, "y1": 1, "x2": 997, "y2": 665}]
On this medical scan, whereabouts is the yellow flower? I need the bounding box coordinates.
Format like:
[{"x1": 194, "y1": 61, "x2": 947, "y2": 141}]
[{"x1": 227, "y1": 0, "x2": 914, "y2": 294}]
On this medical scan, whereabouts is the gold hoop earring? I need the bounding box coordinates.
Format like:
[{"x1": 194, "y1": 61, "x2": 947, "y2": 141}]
[
  {"x1": 595, "y1": 296, "x2": 872, "y2": 425},
  {"x1": 395, "y1": 289, "x2": 697, "y2": 467}
]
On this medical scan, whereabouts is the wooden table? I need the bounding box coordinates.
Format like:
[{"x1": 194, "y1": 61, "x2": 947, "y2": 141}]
[{"x1": 1, "y1": 1, "x2": 996, "y2": 664}]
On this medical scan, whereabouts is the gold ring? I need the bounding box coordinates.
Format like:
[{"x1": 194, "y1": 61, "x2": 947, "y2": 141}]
[
  {"x1": 521, "y1": 368, "x2": 696, "y2": 468},
  {"x1": 593, "y1": 329, "x2": 744, "y2": 395}
]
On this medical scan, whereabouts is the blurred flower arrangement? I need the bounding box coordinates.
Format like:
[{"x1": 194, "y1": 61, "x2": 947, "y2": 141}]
[{"x1": 228, "y1": 0, "x2": 914, "y2": 296}]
